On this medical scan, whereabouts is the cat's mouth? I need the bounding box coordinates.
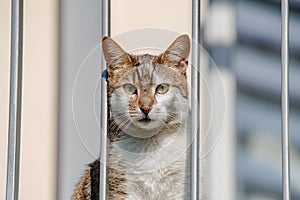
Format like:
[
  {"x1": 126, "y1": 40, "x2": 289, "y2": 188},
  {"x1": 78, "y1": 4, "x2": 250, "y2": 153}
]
[{"x1": 138, "y1": 117, "x2": 152, "y2": 123}]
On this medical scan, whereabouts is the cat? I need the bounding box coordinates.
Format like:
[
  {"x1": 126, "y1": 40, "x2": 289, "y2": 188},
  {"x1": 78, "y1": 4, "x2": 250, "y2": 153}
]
[{"x1": 72, "y1": 34, "x2": 191, "y2": 200}]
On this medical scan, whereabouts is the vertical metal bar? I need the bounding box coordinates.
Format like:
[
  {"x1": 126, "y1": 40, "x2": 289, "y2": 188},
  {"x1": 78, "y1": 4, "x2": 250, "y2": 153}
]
[
  {"x1": 99, "y1": 0, "x2": 110, "y2": 199},
  {"x1": 281, "y1": 0, "x2": 290, "y2": 199},
  {"x1": 191, "y1": 0, "x2": 200, "y2": 199},
  {"x1": 6, "y1": 0, "x2": 23, "y2": 200}
]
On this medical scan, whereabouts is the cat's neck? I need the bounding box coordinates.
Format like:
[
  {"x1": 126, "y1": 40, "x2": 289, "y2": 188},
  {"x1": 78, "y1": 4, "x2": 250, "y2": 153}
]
[{"x1": 110, "y1": 122, "x2": 189, "y2": 173}]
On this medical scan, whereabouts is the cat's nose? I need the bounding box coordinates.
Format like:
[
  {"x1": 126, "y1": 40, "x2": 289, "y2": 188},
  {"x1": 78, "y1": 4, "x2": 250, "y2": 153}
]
[
  {"x1": 140, "y1": 103, "x2": 152, "y2": 116},
  {"x1": 139, "y1": 96, "x2": 154, "y2": 116}
]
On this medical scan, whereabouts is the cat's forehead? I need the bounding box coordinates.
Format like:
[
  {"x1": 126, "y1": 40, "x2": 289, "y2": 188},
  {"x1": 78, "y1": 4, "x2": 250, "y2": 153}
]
[
  {"x1": 132, "y1": 53, "x2": 157, "y2": 64},
  {"x1": 118, "y1": 54, "x2": 175, "y2": 86}
]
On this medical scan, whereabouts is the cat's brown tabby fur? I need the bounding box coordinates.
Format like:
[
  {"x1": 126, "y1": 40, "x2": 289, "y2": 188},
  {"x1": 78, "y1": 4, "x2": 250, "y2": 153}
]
[{"x1": 72, "y1": 34, "x2": 190, "y2": 200}]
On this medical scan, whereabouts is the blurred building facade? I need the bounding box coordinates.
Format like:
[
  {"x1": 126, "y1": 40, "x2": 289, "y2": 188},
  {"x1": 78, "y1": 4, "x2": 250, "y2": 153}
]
[{"x1": 204, "y1": 0, "x2": 300, "y2": 199}]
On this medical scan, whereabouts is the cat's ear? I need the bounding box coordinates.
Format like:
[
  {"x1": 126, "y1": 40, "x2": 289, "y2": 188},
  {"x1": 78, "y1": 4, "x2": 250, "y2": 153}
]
[
  {"x1": 102, "y1": 36, "x2": 133, "y2": 66},
  {"x1": 102, "y1": 37, "x2": 134, "y2": 83},
  {"x1": 157, "y1": 34, "x2": 190, "y2": 74}
]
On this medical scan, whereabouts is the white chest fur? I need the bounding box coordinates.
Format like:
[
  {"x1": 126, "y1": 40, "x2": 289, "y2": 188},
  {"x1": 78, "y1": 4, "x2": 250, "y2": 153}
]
[{"x1": 113, "y1": 126, "x2": 190, "y2": 200}]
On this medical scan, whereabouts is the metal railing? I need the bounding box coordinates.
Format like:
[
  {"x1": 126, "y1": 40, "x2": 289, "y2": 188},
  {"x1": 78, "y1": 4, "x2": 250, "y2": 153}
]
[
  {"x1": 281, "y1": 0, "x2": 291, "y2": 199},
  {"x1": 190, "y1": 0, "x2": 201, "y2": 199},
  {"x1": 5, "y1": 0, "x2": 291, "y2": 199},
  {"x1": 99, "y1": 0, "x2": 110, "y2": 199},
  {"x1": 6, "y1": 0, "x2": 23, "y2": 200}
]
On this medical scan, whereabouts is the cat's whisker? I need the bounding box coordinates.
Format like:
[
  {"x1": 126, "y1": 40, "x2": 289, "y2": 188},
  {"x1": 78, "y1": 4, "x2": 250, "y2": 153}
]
[
  {"x1": 109, "y1": 114, "x2": 132, "y2": 131},
  {"x1": 114, "y1": 120, "x2": 129, "y2": 130}
]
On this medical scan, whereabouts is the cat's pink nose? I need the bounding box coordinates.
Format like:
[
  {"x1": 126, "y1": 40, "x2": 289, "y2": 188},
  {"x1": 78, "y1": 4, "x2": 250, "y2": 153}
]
[
  {"x1": 140, "y1": 104, "x2": 152, "y2": 115},
  {"x1": 139, "y1": 96, "x2": 154, "y2": 116}
]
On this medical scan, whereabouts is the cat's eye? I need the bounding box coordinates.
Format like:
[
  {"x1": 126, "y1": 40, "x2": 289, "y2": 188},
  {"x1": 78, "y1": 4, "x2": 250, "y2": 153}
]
[
  {"x1": 123, "y1": 84, "x2": 137, "y2": 95},
  {"x1": 156, "y1": 84, "x2": 169, "y2": 94}
]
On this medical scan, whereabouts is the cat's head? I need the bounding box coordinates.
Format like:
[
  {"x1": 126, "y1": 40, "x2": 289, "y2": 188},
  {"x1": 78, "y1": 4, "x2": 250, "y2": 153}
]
[{"x1": 102, "y1": 35, "x2": 190, "y2": 138}]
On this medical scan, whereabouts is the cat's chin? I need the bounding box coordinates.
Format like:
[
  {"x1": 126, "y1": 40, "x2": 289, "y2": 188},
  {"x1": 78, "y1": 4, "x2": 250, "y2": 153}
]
[{"x1": 121, "y1": 120, "x2": 164, "y2": 138}]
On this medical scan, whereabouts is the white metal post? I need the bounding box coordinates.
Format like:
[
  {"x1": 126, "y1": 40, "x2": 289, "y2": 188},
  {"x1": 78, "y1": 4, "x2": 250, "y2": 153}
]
[
  {"x1": 191, "y1": 0, "x2": 201, "y2": 199},
  {"x1": 6, "y1": 0, "x2": 23, "y2": 200},
  {"x1": 281, "y1": 0, "x2": 290, "y2": 199},
  {"x1": 99, "y1": 0, "x2": 110, "y2": 199}
]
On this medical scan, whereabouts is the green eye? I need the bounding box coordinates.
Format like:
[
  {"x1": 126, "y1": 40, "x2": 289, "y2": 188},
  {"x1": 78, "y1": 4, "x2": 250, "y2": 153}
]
[
  {"x1": 123, "y1": 84, "x2": 137, "y2": 94},
  {"x1": 156, "y1": 84, "x2": 169, "y2": 94}
]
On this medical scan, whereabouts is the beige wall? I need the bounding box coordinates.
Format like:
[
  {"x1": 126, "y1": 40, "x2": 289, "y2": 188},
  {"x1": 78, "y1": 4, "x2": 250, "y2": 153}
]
[
  {"x1": 111, "y1": 0, "x2": 192, "y2": 35},
  {"x1": 0, "y1": 0, "x2": 58, "y2": 199},
  {"x1": 0, "y1": 1, "x2": 11, "y2": 199}
]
